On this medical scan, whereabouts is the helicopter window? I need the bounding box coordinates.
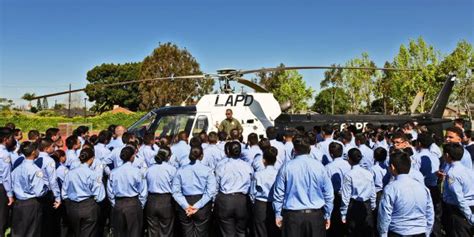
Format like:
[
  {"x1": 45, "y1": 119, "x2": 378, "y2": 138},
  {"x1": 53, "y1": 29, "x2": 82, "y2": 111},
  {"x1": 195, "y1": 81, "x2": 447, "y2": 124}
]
[
  {"x1": 192, "y1": 115, "x2": 209, "y2": 137},
  {"x1": 154, "y1": 114, "x2": 196, "y2": 141},
  {"x1": 246, "y1": 119, "x2": 254, "y2": 124},
  {"x1": 128, "y1": 111, "x2": 157, "y2": 135}
]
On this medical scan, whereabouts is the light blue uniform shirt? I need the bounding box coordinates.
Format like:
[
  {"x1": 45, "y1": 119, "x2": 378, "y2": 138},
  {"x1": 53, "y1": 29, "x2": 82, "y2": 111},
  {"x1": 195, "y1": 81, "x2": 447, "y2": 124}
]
[
  {"x1": 62, "y1": 163, "x2": 105, "y2": 202},
  {"x1": 270, "y1": 139, "x2": 286, "y2": 169},
  {"x1": 283, "y1": 141, "x2": 294, "y2": 163},
  {"x1": 172, "y1": 160, "x2": 216, "y2": 210},
  {"x1": 409, "y1": 168, "x2": 426, "y2": 184},
  {"x1": 56, "y1": 163, "x2": 68, "y2": 186},
  {"x1": 273, "y1": 154, "x2": 334, "y2": 219},
  {"x1": 138, "y1": 144, "x2": 159, "y2": 167},
  {"x1": 250, "y1": 165, "x2": 278, "y2": 202},
  {"x1": 107, "y1": 162, "x2": 148, "y2": 207},
  {"x1": 241, "y1": 145, "x2": 262, "y2": 165},
  {"x1": 325, "y1": 157, "x2": 351, "y2": 193},
  {"x1": 94, "y1": 143, "x2": 111, "y2": 161},
  {"x1": 146, "y1": 162, "x2": 176, "y2": 194},
  {"x1": 215, "y1": 158, "x2": 253, "y2": 194},
  {"x1": 358, "y1": 144, "x2": 374, "y2": 170},
  {"x1": 417, "y1": 148, "x2": 440, "y2": 187},
  {"x1": 340, "y1": 164, "x2": 376, "y2": 220},
  {"x1": 317, "y1": 138, "x2": 334, "y2": 165},
  {"x1": 310, "y1": 145, "x2": 324, "y2": 162},
  {"x1": 443, "y1": 161, "x2": 474, "y2": 225},
  {"x1": 460, "y1": 148, "x2": 472, "y2": 170},
  {"x1": 37, "y1": 151, "x2": 61, "y2": 201},
  {"x1": 11, "y1": 159, "x2": 47, "y2": 200},
  {"x1": 90, "y1": 158, "x2": 107, "y2": 180},
  {"x1": 107, "y1": 137, "x2": 124, "y2": 151},
  {"x1": 342, "y1": 143, "x2": 356, "y2": 160},
  {"x1": 66, "y1": 149, "x2": 80, "y2": 168},
  {"x1": 252, "y1": 154, "x2": 265, "y2": 172},
  {"x1": 202, "y1": 144, "x2": 225, "y2": 170},
  {"x1": 171, "y1": 141, "x2": 190, "y2": 168},
  {"x1": 371, "y1": 161, "x2": 390, "y2": 193},
  {"x1": 378, "y1": 174, "x2": 434, "y2": 237},
  {"x1": 0, "y1": 145, "x2": 13, "y2": 197}
]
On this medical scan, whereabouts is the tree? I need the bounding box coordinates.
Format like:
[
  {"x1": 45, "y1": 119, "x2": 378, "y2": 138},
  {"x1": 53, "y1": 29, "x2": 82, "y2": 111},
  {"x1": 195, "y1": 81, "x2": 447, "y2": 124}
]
[
  {"x1": 437, "y1": 40, "x2": 473, "y2": 120},
  {"x1": 21, "y1": 93, "x2": 36, "y2": 101},
  {"x1": 341, "y1": 52, "x2": 377, "y2": 113},
  {"x1": 373, "y1": 61, "x2": 396, "y2": 114},
  {"x1": 312, "y1": 87, "x2": 350, "y2": 114},
  {"x1": 85, "y1": 62, "x2": 142, "y2": 113},
  {"x1": 270, "y1": 70, "x2": 314, "y2": 113},
  {"x1": 257, "y1": 63, "x2": 287, "y2": 92},
  {"x1": 0, "y1": 98, "x2": 14, "y2": 111},
  {"x1": 36, "y1": 99, "x2": 43, "y2": 111},
  {"x1": 42, "y1": 98, "x2": 49, "y2": 109},
  {"x1": 389, "y1": 37, "x2": 441, "y2": 113},
  {"x1": 320, "y1": 64, "x2": 344, "y2": 114},
  {"x1": 138, "y1": 42, "x2": 213, "y2": 110}
]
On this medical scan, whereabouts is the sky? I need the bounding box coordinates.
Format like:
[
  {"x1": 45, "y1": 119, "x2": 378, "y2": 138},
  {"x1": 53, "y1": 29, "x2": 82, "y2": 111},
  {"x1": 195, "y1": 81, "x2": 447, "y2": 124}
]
[{"x1": 0, "y1": 0, "x2": 473, "y2": 108}]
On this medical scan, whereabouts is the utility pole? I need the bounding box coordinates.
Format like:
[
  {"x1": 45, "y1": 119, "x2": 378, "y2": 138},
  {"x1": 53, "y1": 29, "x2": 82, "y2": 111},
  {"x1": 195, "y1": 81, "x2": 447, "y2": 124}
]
[{"x1": 68, "y1": 84, "x2": 71, "y2": 117}]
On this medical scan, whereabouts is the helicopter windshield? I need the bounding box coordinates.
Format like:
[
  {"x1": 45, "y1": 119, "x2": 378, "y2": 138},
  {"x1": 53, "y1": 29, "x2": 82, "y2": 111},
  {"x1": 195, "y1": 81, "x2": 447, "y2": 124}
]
[{"x1": 154, "y1": 114, "x2": 196, "y2": 140}]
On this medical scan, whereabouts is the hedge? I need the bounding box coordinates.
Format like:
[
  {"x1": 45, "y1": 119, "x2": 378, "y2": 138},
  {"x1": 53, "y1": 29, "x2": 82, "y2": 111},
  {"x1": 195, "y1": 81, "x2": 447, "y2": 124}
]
[{"x1": 0, "y1": 111, "x2": 146, "y2": 133}]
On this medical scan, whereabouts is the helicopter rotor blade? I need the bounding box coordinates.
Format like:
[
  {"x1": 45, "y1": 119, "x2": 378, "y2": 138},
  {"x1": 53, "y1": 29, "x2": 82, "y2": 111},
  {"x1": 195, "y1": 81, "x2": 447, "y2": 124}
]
[
  {"x1": 234, "y1": 77, "x2": 269, "y2": 93},
  {"x1": 238, "y1": 66, "x2": 419, "y2": 75}
]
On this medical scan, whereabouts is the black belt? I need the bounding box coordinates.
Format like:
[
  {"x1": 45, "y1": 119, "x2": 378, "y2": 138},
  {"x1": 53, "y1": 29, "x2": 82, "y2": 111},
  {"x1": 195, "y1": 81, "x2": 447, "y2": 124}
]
[
  {"x1": 219, "y1": 191, "x2": 246, "y2": 196},
  {"x1": 116, "y1": 196, "x2": 138, "y2": 200},
  {"x1": 283, "y1": 208, "x2": 322, "y2": 214},
  {"x1": 149, "y1": 193, "x2": 172, "y2": 196}
]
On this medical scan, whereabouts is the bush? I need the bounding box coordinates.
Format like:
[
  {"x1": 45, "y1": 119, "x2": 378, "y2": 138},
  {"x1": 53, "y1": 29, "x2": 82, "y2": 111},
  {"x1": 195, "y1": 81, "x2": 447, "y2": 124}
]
[{"x1": 0, "y1": 111, "x2": 146, "y2": 133}]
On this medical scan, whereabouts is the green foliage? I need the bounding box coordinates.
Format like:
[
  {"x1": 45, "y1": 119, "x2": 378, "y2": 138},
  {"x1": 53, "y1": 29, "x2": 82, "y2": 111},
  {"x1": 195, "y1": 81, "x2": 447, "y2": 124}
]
[
  {"x1": 0, "y1": 111, "x2": 146, "y2": 133},
  {"x1": 341, "y1": 52, "x2": 377, "y2": 113},
  {"x1": 36, "y1": 110, "x2": 60, "y2": 117},
  {"x1": 388, "y1": 37, "x2": 440, "y2": 113},
  {"x1": 257, "y1": 63, "x2": 287, "y2": 92},
  {"x1": 0, "y1": 98, "x2": 14, "y2": 111},
  {"x1": 138, "y1": 42, "x2": 213, "y2": 110},
  {"x1": 437, "y1": 40, "x2": 473, "y2": 119},
  {"x1": 85, "y1": 62, "x2": 142, "y2": 113},
  {"x1": 36, "y1": 99, "x2": 43, "y2": 111},
  {"x1": 312, "y1": 87, "x2": 350, "y2": 114},
  {"x1": 21, "y1": 93, "x2": 36, "y2": 101},
  {"x1": 271, "y1": 70, "x2": 314, "y2": 113}
]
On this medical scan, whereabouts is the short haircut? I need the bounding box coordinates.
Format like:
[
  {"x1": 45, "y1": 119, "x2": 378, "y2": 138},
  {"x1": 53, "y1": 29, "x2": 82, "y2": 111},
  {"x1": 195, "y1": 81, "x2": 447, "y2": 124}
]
[
  {"x1": 266, "y1": 127, "x2": 278, "y2": 140},
  {"x1": 13, "y1": 128, "x2": 22, "y2": 137},
  {"x1": 226, "y1": 141, "x2": 242, "y2": 158},
  {"x1": 293, "y1": 134, "x2": 310, "y2": 155},
  {"x1": 416, "y1": 133, "x2": 433, "y2": 148},
  {"x1": 355, "y1": 133, "x2": 367, "y2": 145},
  {"x1": 218, "y1": 131, "x2": 227, "y2": 141},
  {"x1": 208, "y1": 132, "x2": 218, "y2": 144},
  {"x1": 248, "y1": 133, "x2": 258, "y2": 146},
  {"x1": 454, "y1": 118, "x2": 464, "y2": 127},
  {"x1": 122, "y1": 132, "x2": 136, "y2": 144},
  {"x1": 189, "y1": 137, "x2": 202, "y2": 148},
  {"x1": 0, "y1": 127, "x2": 13, "y2": 142},
  {"x1": 120, "y1": 146, "x2": 136, "y2": 162},
  {"x1": 66, "y1": 135, "x2": 78, "y2": 149},
  {"x1": 263, "y1": 147, "x2": 277, "y2": 165},
  {"x1": 329, "y1": 142, "x2": 343, "y2": 158},
  {"x1": 37, "y1": 138, "x2": 54, "y2": 151},
  {"x1": 79, "y1": 148, "x2": 94, "y2": 163},
  {"x1": 143, "y1": 133, "x2": 155, "y2": 145},
  {"x1": 373, "y1": 147, "x2": 387, "y2": 162},
  {"x1": 50, "y1": 149, "x2": 66, "y2": 163},
  {"x1": 45, "y1": 128, "x2": 60, "y2": 139},
  {"x1": 446, "y1": 126, "x2": 464, "y2": 139},
  {"x1": 306, "y1": 132, "x2": 317, "y2": 145},
  {"x1": 177, "y1": 131, "x2": 188, "y2": 141},
  {"x1": 443, "y1": 143, "x2": 464, "y2": 161},
  {"x1": 389, "y1": 151, "x2": 411, "y2": 174},
  {"x1": 230, "y1": 129, "x2": 240, "y2": 140},
  {"x1": 74, "y1": 126, "x2": 89, "y2": 136},
  {"x1": 392, "y1": 132, "x2": 409, "y2": 142},
  {"x1": 28, "y1": 130, "x2": 40, "y2": 141},
  {"x1": 322, "y1": 125, "x2": 333, "y2": 136},
  {"x1": 258, "y1": 138, "x2": 271, "y2": 152},
  {"x1": 348, "y1": 148, "x2": 362, "y2": 164},
  {"x1": 341, "y1": 131, "x2": 352, "y2": 142},
  {"x1": 97, "y1": 130, "x2": 113, "y2": 144},
  {"x1": 19, "y1": 141, "x2": 38, "y2": 157}
]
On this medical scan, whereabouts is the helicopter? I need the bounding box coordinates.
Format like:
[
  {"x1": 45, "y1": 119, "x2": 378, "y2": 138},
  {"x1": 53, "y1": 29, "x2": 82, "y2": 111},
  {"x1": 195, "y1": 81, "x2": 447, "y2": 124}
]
[{"x1": 29, "y1": 66, "x2": 457, "y2": 140}]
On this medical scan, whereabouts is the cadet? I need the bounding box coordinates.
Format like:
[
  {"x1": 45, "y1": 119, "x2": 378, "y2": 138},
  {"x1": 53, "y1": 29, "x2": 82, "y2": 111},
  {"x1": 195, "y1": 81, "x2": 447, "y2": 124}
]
[
  {"x1": 0, "y1": 127, "x2": 14, "y2": 236},
  {"x1": 65, "y1": 135, "x2": 81, "y2": 168},
  {"x1": 107, "y1": 146, "x2": 148, "y2": 237},
  {"x1": 62, "y1": 148, "x2": 105, "y2": 237},
  {"x1": 241, "y1": 133, "x2": 262, "y2": 165},
  {"x1": 217, "y1": 109, "x2": 243, "y2": 136},
  {"x1": 170, "y1": 131, "x2": 191, "y2": 168},
  {"x1": 415, "y1": 133, "x2": 442, "y2": 237},
  {"x1": 444, "y1": 126, "x2": 472, "y2": 169},
  {"x1": 50, "y1": 149, "x2": 69, "y2": 237},
  {"x1": 356, "y1": 134, "x2": 374, "y2": 170},
  {"x1": 325, "y1": 142, "x2": 350, "y2": 237},
  {"x1": 266, "y1": 127, "x2": 286, "y2": 169},
  {"x1": 215, "y1": 141, "x2": 253, "y2": 237},
  {"x1": 441, "y1": 143, "x2": 474, "y2": 237},
  {"x1": 273, "y1": 134, "x2": 334, "y2": 237},
  {"x1": 145, "y1": 147, "x2": 177, "y2": 237},
  {"x1": 283, "y1": 130, "x2": 295, "y2": 163},
  {"x1": 317, "y1": 125, "x2": 339, "y2": 165},
  {"x1": 36, "y1": 138, "x2": 62, "y2": 237},
  {"x1": 378, "y1": 150, "x2": 434, "y2": 237},
  {"x1": 172, "y1": 146, "x2": 216, "y2": 237},
  {"x1": 202, "y1": 131, "x2": 224, "y2": 170},
  {"x1": 392, "y1": 133, "x2": 419, "y2": 169},
  {"x1": 371, "y1": 147, "x2": 389, "y2": 204},
  {"x1": 139, "y1": 133, "x2": 159, "y2": 167},
  {"x1": 340, "y1": 148, "x2": 376, "y2": 236},
  {"x1": 250, "y1": 147, "x2": 280, "y2": 237},
  {"x1": 252, "y1": 138, "x2": 271, "y2": 172},
  {"x1": 107, "y1": 125, "x2": 126, "y2": 151},
  {"x1": 11, "y1": 141, "x2": 47, "y2": 237},
  {"x1": 341, "y1": 131, "x2": 356, "y2": 160},
  {"x1": 94, "y1": 130, "x2": 112, "y2": 162}
]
